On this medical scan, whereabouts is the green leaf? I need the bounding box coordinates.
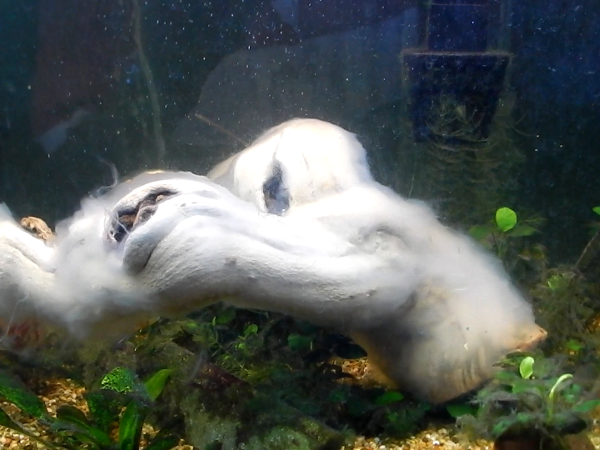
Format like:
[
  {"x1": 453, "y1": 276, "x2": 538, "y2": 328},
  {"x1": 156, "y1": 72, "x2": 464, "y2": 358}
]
[
  {"x1": 0, "y1": 370, "x2": 48, "y2": 419},
  {"x1": 592, "y1": 206, "x2": 600, "y2": 216},
  {"x1": 446, "y1": 403, "x2": 477, "y2": 418},
  {"x1": 101, "y1": 367, "x2": 137, "y2": 394},
  {"x1": 491, "y1": 417, "x2": 515, "y2": 438},
  {"x1": 547, "y1": 274, "x2": 571, "y2": 292},
  {"x1": 0, "y1": 406, "x2": 60, "y2": 449},
  {"x1": 243, "y1": 323, "x2": 259, "y2": 338},
  {"x1": 549, "y1": 374, "x2": 573, "y2": 400},
  {"x1": 511, "y1": 382, "x2": 543, "y2": 397},
  {"x1": 495, "y1": 370, "x2": 518, "y2": 384},
  {"x1": 572, "y1": 399, "x2": 600, "y2": 414},
  {"x1": 144, "y1": 369, "x2": 173, "y2": 401},
  {"x1": 468, "y1": 225, "x2": 495, "y2": 241},
  {"x1": 85, "y1": 390, "x2": 126, "y2": 432},
  {"x1": 55, "y1": 405, "x2": 113, "y2": 448},
  {"x1": 507, "y1": 225, "x2": 538, "y2": 237},
  {"x1": 214, "y1": 307, "x2": 236, "y2": 325},
  {"x1": 566, "y1": 339, "x2": 585, "y2": 352},
  {"x1": 287, "y1": 334, "x2": 313, "y2": 352},
  {"x1": 516, "y1": 412, "x2": 536, "y2": 425},
  {"x1": 56, "y1": 405, "x2": 91, "y2": 426},
  {"x1": 374, "y1": 391, "x2": 404, "y2": 405},
  {"x1": 119, "y1": 401, "x2": 144, "y2": 450},
  {"x1": 496, "y1": 207, "x2": 518, "y2": 232},
  {"x1": 519, "y1": 356, "x2": 535, "y2": 379},
  {"x1": 0, "y1": 406, "x2": 28, "y2": 433}
]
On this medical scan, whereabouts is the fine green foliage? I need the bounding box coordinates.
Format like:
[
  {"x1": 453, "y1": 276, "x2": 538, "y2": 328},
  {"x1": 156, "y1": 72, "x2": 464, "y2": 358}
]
[
  {"x1": 469, "y1": 207, "x2": 544, "y2": 282},
  {"x1": 0, "y1": 367, "x2": 177, "y2": 450},
  {"x1": 470, "y1": 207, "x2": 539, "y2": 244},
  {"x1": 529, "y1": 268, "x2": 597, "y2": 355},
  {"x1": 458, "y1": 354, "x2": 599, "y2": 442}
]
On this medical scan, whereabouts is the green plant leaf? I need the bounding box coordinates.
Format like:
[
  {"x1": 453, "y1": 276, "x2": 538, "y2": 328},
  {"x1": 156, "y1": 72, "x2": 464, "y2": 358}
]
[
  {"x1": 495, "y1": 207, "x2": 518, "y2": 232},
  {"x1": 491, "y1": 418, "x2": 514, "y2": 438},
  {"x1": 549, "y1": 374, "x2": 573, "y2": 403},
  {"x1": 374, "y1": 391, "x2": 404, "y2": 405},
  {"x1": 243, "y1": 323, "x2": 259, "y2": 338},
  {"x1": 592, "y1": 206, "x2": 600, "y2": 216},
  {"x1": 566, "y1": 339, "x2": 585, "y2": 352},
  {"x1": 287, "y1": 334, "x2": 313, "y2": 351},
  {"x1": 144, "y1": 369, "x2": 173, "y2": 401},
  {"x1": 469, "y1": 224, "x2": 495, "y2": 241},
  {"x1": 491, "y1": 413, "x2": 536, "y2": 439},
  {"x1": 119, "y1": 401, "x2": 144, "y2": 450},
  {"x1": 55, "y1": 405, "x2": 113, "y2": 448},
  {"x1": 0, "y1": 406, "x2": 60, "y2": 449},
  {"x1": 507, "y1": 225, "x2": 538, "y2": 237},
  {"x1": 572, "y1": 399, "x2": 600, "y2": 414},
  {"x1": 511, "y1": 382, "x2": 543, "y2": 397},
  {"x1": 214, "y1": 307, "x2": 236, "y2": 324},
  {"x1": 56, "y1": 405, "x2": 91, "y2": 426},
  {"x1": 446, "y1": 403, "x2": 477, "y2": 418},
  {"x1": 519, "y1": 356, "x2": 535, "y2": 379},
  {"x1": 547, "y1": 274, "x2": 571, "y2": 292},
  {"x1": 85, "y1": 390, "x2": 126, "y2": 433},
  {"x1": 101, "y1": 367, "x2": 138, "y2": 394},
  {"x1": 495, "y1": 370, "x2": 518, "y2": 384},
  {"x1": 0, "y1": 370, "x2": 48, "y2": 419}
]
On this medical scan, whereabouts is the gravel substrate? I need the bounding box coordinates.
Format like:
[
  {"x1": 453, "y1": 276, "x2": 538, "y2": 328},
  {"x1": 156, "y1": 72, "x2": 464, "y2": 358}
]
[
  {"x1": 0, "y1": 378, "x2": 193, "y2": 450},
  {"x1": 1, "y1": 372, "x2": 598, "y2": 450},
  {"x1": 0, "y1": 375, "x2": 491, "y2": 450}
]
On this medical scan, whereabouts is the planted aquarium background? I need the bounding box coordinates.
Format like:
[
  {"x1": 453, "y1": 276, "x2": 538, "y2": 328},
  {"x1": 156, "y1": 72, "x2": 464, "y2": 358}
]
[
  {"x1": 1, "y1": 0, "x2": 600, "y2": 449},
  {"x1": 1, "y1": 0, "x2": 598, "y2": 261}
]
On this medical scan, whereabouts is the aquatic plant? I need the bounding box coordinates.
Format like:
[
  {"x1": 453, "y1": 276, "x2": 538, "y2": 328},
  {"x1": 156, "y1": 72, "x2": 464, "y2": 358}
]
[
  {"x1": 0, "y1": 369, "x2": 60, "y2": 449},
  {"x1": 468, "y1": 206, "x2": 546, "y2": 285},
  {"x1": 529, "y1": 266, "x2": 600, "y2": 356},
  {"x1": 399, "y1": 94, "x2": 526, "y2": 226},
  {"x1": 0, "y1": 367, "x2": 177, "y2": 450},
  {"x1": 458, "y1": 354, "x2": 600, "y2": 449},
  {"x1": 121, "y1": 308, "x2": 430, "y2": 442}
]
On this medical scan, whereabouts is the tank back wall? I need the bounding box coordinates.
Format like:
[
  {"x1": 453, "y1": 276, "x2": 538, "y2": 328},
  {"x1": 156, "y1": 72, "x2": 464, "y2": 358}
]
[{"x1": 0, "y1": 0, "x2": 598, "y2": 265}]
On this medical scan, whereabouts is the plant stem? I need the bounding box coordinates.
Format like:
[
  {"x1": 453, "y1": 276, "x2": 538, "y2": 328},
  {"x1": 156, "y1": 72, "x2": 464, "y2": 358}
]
[{"x1": 547, "y1": 373, "x2": 573, "y2": 421}]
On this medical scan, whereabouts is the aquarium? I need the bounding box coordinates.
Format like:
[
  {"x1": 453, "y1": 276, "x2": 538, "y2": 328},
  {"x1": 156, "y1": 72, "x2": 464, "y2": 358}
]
[{"x1": 0, "y1": 1, "x2": 599, "y2": 449}]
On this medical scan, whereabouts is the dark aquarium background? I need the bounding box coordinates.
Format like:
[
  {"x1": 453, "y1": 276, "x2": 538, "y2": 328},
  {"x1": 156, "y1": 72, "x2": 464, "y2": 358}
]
[{"x1": 0, "y1": 0, "x2": 598, "y2": 263}]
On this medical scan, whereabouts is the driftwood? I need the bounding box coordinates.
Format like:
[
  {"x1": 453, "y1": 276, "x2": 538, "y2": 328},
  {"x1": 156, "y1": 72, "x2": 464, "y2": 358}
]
[{"x1": 0, "y1": 119, "x2": 545, "y2": 403}]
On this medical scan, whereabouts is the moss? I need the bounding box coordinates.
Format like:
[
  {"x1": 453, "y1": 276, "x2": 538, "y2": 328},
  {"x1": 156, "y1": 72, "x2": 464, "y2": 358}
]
[{"x1": 530, "y1": 267, "x2": 600, "y2": 357}]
